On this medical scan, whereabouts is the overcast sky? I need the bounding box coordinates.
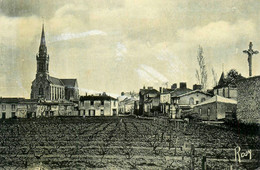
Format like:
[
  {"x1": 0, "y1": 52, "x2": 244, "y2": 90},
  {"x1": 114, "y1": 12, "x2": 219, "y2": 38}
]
[{"x1": 0, "y1": 0, "x2": 260, "y2": 97}]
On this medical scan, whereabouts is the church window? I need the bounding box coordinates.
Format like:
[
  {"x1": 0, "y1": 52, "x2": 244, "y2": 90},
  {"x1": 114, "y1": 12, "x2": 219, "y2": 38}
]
[
  {"x1": 223, "y1": 88, "x2": 225, "y2": 97},
  {"x1": 101, "y1": 100, "x2": 104, "y2": 105},
  {"x1": 91, "y1": 101, "x2": 94, "y2": 105},
  {"x1": 39, "y1": 85, "x2": 44, "y2": 95},
  {"x1": 39, "y1": 63, "x2": 44, "y2": 71},
  {"x1": 201, "y1": 98, "x2": 206, "y2": 102},
  {"x1": 199, "y1": 108, "x2": 202, "y2": 115}
]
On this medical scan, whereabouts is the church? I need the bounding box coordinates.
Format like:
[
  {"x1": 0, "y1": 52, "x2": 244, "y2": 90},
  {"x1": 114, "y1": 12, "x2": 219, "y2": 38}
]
[{"x1": 31, "y1": 25, "x2": 79, "y2": 102}]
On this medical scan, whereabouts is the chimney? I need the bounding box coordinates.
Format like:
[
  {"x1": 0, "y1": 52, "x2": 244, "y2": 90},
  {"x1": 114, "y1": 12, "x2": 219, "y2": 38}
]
[
  {"x1": 193, "y1": 84, "x2": 202, "y2": 90},
  {"x1": 180, "y1": 82, "x2": 187, "y2": 89},
  {"x1": 85, "y1": 92, "x2": 88, "y2": 96},
  {"x1": 148, "y1": 86, "x2": 153, "y2": 90},
  {"x1": 143, "y1": 86, "x2": 146, "y2": 89},
  {"x1": 159, "y1": 87, "x2": 162, "y2": 93},
  {"x1": 171, "y1": 83, "x2": 177, "y2": 90}
]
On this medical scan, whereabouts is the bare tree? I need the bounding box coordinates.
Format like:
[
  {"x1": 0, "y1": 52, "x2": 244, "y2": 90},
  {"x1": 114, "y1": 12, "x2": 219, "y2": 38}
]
[
  {"x1": 211, "y1": 68, "x2": 218, "y2": 87},
  {"x1": 196, "y1": 46, "x2": 208, "y2": 90}
]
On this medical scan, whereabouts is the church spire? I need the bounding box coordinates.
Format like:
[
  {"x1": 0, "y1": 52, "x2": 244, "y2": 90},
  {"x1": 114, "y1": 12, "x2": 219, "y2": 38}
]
[{"x1": 40, "y1": 24, "x2": 46, "y2": 46}]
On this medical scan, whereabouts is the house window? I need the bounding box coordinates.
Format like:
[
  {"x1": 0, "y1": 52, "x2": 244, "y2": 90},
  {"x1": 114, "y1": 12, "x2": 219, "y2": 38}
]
[
  {"x1": 223, "y1": 88, "x2": 225, "y2": 97},
  {"x1": 196, "y1": 101, "x2": 199, "y2": 104},
  {"x1": 199, "y1": 108, "x2": 202, "y2": 115},
  {"x1": 2, "y1": 105, "x2": 6, "y2": 111},
  {"x1": 217, "y1": 89, "x2": 219, "y2": 95},
  {"x1": 2, "y1": 112, "x2": 6, "y2": 119},
  {"x1": 11, "y1": 104, "x2": 16, "y2": 111},
  {"x1": 91, "y1": 101, "x2": 94, "y2": 105},
  {"x1": 11, "y1": 112, "x2": 16, "y2": 118},
  {"x1": 189, "y1": 97, "x2": 194, "y2": 105},
  {"x1": 101, "y1": 101, "x2": 104, "y2": 105},
  {"x1": 113, "y1": 109, "x2": 117, "y2": 116},
  {"x1": 113, "y1": 101, "x2": 116, "y2": 107},
  {"x1": 201, "y1": 98, "x2": 206, "y2": 102},
  {"x1": 207, "y1": 108, "x2": 211, "y2": 116},
  {"x1": 101, "y1": 109, "x2": 104, "y2": 116}
]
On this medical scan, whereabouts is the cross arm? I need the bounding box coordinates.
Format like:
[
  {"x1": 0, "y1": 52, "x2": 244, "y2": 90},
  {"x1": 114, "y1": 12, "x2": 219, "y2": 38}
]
[
  {"x1": 253, "y1": 50, "x2": 259, "y2": 54},
  {"x1": 243, "y1": 50, "x2": 249, "y2": 54}
]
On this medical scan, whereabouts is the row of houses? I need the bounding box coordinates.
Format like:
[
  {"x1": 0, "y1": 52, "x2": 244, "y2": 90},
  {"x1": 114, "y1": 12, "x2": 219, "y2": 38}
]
[
  {"x1": 0, "y1": 98, "x2": 77, "y2": 119},
  {"x1": 134, "y1": 71, "x2": 242, "y2": 121},
  {"x1": 0, "y1": 94, "x2": 119, "y2": 119}
]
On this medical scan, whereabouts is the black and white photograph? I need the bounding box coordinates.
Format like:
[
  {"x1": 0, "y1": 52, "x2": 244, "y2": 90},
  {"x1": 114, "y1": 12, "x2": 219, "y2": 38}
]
[{"x1": 0, "y1": 0, "x2": 259, "y2": 169}]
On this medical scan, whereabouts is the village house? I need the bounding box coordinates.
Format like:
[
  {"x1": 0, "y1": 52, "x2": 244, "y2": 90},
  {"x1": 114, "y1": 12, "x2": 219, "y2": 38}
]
[
  {"x1": 0, "y1": 98, "x2": 76, "y2": 119},
  {"x1": 118, "y1": 97, "x2": 139, "y2": 114},
  {"x1": 159, "y1": 89, "x2": 175, "y2": 118},
  {"x1": 139, "y1": 87, "x2": 160, "y2": 116},
  {"x1": 193, "y1": 95, "x2": 237, "y2": 121},
  {"x1": 237, "y1": 76, "x2": 260, "y2": 124},
  {"x1": 213, "y1": 72, "x2": 244, "y2": 100},
  {"x1": 79, "y1": 95, "x2": 118, "y2": 116},
  {"x1": 0, "y1": 98, "x2": 37, "y2": 119},
  {"x1": 173, "y1": 89, "x2": 212, "y2": 107}
]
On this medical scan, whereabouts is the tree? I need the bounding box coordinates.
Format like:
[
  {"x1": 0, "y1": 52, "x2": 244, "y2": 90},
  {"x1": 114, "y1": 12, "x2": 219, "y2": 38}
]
[
  {"x1": 226, "y1": 69, "x2": 240, "y2": 81},
  {"x1": 211, "y1": 68, "x2": 218, "y2": 87},
  {"x1": 195, "y1": 46, "x2": 208, "y2": 90}
]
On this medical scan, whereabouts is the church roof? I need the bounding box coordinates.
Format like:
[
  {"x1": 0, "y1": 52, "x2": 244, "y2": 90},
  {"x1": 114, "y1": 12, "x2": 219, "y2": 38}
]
[
  {"x1": 60, "y1": 79, "x2": 77, "y2": 88},
  {"x1": 48, "y1": 76, "x2": 64, "y2": 86}
]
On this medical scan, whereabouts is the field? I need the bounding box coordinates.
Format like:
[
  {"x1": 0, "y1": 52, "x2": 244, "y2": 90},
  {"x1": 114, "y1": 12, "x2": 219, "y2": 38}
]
[{"x1": 0, "y1": 116, "x2": 259, "y2": 169}]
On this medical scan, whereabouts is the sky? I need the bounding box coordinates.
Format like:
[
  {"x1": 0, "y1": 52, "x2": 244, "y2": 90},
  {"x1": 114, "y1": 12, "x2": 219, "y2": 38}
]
[{"x1": 0, "y1": 0, "x2": 260, "y2": 98}]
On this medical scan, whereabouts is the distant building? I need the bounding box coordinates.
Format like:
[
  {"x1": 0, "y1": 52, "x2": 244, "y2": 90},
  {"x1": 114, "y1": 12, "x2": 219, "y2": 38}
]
[
  {"x1": 193, "y1": 95, "x2": 237, "y2": 121},
  {"x1": 159, "y1": 91, "x2": 174, "y2": 118},
  {"x1": 173, "y1": 90, "x2": 212, "y2": 107},
  {"x1": 0, "y1": 98, "x2": 76, "y2": 119},
  {"x1": 118, "y1": 97, "x2": 139, "y2": 114},
  {"x1": 213, "y1": 72, "x2": 244, "y2": 100},
  {"x1": 237, "y1": 76, "x2": 260, "y2": 124},
  {"x1": 30, "y1": 24, "x2": 79, "y2": 102},
  {"x1": 170, "y1": 82, "x2": 193, "y2": 100},
  {"x1": 139, "y1": 87, "x2": 160, "y2": 116},
  {"x1": 0, "y1": 98, "x2": 37, "y2": 119},
  {"x1": 79, "y1": 95, "x2": 118, "y2": 116}
]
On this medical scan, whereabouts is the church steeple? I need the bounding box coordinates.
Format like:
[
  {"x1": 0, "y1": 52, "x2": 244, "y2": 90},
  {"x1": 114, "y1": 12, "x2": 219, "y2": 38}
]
[
  {"x1": 40, "y1": 24, "x2": 46, "y2": 46},
  {"x1": 39, "y1": 24, "x2": 47, "y2": 54},
  {"x1": 36, "y1": 23, "x2": 49, "y2": 76}
]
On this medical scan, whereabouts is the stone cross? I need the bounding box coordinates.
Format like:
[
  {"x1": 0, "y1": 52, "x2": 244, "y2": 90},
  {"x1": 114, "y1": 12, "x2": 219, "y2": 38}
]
[{"x1": 243, "y1": 42, "x2": 259, "y2": 76}]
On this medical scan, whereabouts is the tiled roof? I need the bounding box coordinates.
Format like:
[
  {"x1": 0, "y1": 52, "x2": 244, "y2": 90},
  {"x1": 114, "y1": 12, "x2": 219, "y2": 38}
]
[
  {"x1": 0, "y1": 98, "x2": 38, "y2": 103},
  {"x1": 195, "y1": 95, "x2": 237, "y2": 106},
  {"x1": 60, "y1": 79, "x2": 77, "y2": 88},
  {"x1": 80, "y1": 95, "x2": 117, "y2": 101},
  {"x1": 170, "y1": 88, "x2": 192, "y2": 98},
  {"x1": 176, "y1": 90, "x2": 212, "y2": 98},
  {"x1": 0, "y1": 98, "x2": 25, "y2": 103},
  {"x1": 49, "y1": 76, "x2": 64, "y2": 86}
]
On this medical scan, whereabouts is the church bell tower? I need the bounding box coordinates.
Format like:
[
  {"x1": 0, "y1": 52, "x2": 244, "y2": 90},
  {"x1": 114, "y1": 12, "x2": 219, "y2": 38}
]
[{"x1": 36, "y1": 24, "x2": 49, "y2": 79}]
